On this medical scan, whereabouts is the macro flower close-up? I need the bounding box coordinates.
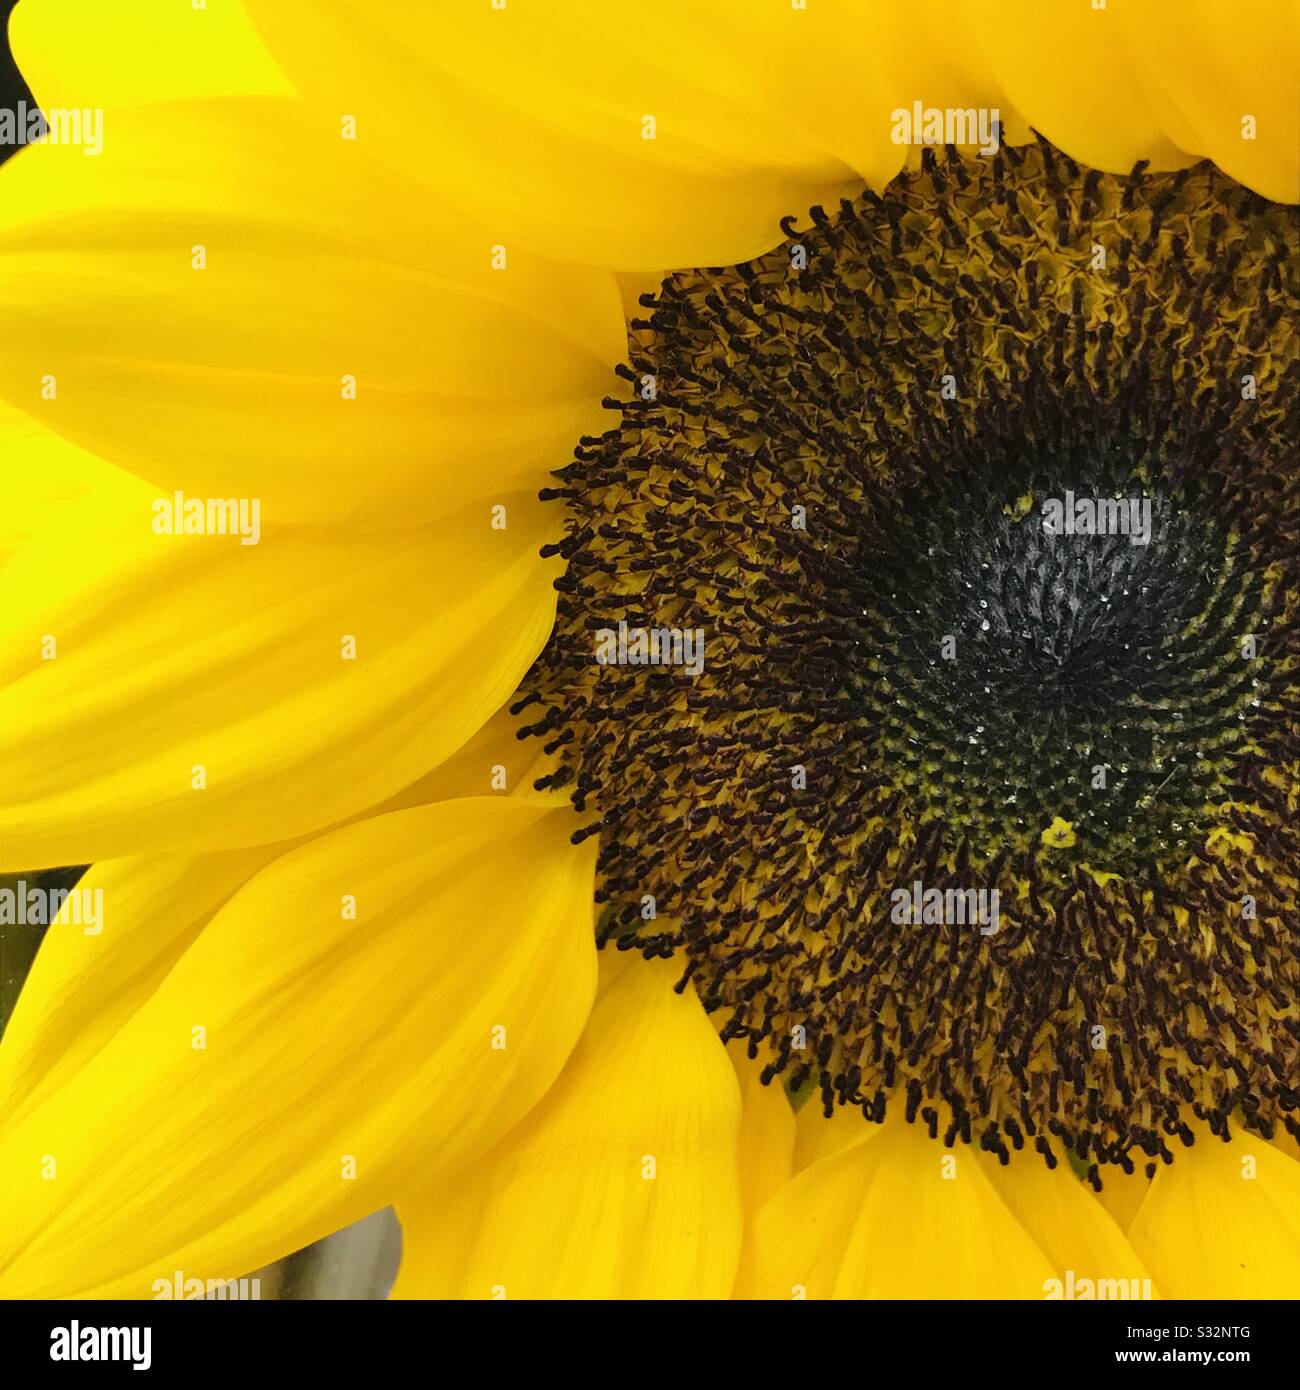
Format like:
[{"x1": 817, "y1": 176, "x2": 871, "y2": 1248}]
[{"x1": 0, "y1": 0, "x2": 1297, "y2": 1330}]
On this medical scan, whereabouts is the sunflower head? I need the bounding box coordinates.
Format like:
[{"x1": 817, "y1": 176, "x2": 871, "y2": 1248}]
[
  {"x1": 3, "y1": 0, "x2": 1299, "y2": 1307},
  {"x1": 525, "y1": 138, "x2": 1300, "y2": 1179}
]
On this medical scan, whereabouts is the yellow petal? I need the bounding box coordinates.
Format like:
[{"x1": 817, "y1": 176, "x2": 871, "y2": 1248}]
[
  {"x1": 1128, "y1": 1128, "x2": 1300, "y2": 1298},
  {"x1": 393, "y1": 951, "x2": 743, "y2": 1299},
  {"x1": 385, "y1": 704, "x2": 565, "y2": 810},
  {"x1": 1093, "y1": 1162, "x2": 1156, "y2": 1233},
  {"x1": 243, "y1": 0, "x2": 1297, "y2": 286},
  {"x1": 964, "y1": 0, "x2": 1191, "y2": 176},
  {"x1": 0, "y1": 848, "x2": 278, "y2": 1127},
  {"x1": 0, "y1": 798, "x2": 597, "y2": 1298},
  {"x1": 729, "y1": 1043, "x2": 796, "y2": 1221},
  {"x1": 0, "y1": 486, "x2": 559, "y2": 868},
  {"x1": 857, "y1": 1, "x2": 1296, "y2": 200},
  {"x1": 1116, "y1": 0, "x2": 1300, "y2": 204},
  {"x1": 0, "y1": 400, "x2": 125, "y2": 568},
  {"x1": 5, "y1": 707, "x2": 570, "y2": 1125},
  {"x1": 830, "y1": 0, "x2": 1029, "y2": 178},
  {"x1": 11, "y1": 0, "x2": 290, "y2": 108},
  {"x1": 793, "y1": 1095, "x2": 882, "y2": 1171},
  {"x1": 985, "y1": 1153, "x2": 1159, "y2": 1297},
  {"x1": 244, "y1": 0, "x2": 866, "y2": 271},
  {"x1": 738, "y1": 1113, "x2": 1056, "y2": 1299},
  {"x1": 0, "y1": 97, "x2": 624, "y2": 525}
]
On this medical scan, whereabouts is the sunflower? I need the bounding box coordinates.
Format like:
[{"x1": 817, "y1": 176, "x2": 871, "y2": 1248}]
[{"x1": 1, "y1": 0, "x2": 1298, "y2": 1302}]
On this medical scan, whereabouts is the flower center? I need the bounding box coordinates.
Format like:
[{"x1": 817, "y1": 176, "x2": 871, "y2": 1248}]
[{"x1": 523, "y1": 140, "x2": 1300, "y2": 1179}]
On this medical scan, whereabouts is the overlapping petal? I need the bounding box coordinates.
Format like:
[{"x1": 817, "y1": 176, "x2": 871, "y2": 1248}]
[
  {"x1": 393, "y1": 952, "x2": 743, "y2": 1299},
  {"x1": 1128, "y1": 1127, "x2": 1300, "y2": 1297},
  {"x1": 967, "y1": 0, "x2": 1300, "y2": 201},
  {"x1": 11, "y1": 0, "x2": 290, "y2": 109},
  {"x1": 0, "y1": 847, "x2": 278, "y2": 1126},
  {"x1": 242, "y1": 0, "x2": 869, "y2": 272},
  {"x1": 1113, "y1": 0, "x2": 1300, "y2": 203},
  {"x1": 0, "y1": 481, "x2": 561, "y2": 868},
  {"x1": 730, "y1": 1044, "x2": 796, "y2": 1223},
  {"x1": 0, "y1": 97, "x2": 624, "y2": 525},
  {"x1": 792, "y1": 1093, "x2": 880, "y2": 1171},
  {"x1": 963, "y1": 0, "x2": 1191, "y2": 176},
  {"x1": 387, "y1": 704, "x2": 565, "y2": 809},
  {"x1": 0, "y1": 797, "x2": 598, "y2": 1298},
  {"x1": 239, "y1": 0, "x2": 1297, "y2": 286},
  {"x1": 985, "y1": 1153, "x2": 1159, "y2": 1297},
  {"x1": 738, "y1": 1113, "x2": 1057, "y2": 1299},
  {"x1": 1093, "y1": 1163, "x2": 1155, "y2": 1233},
  {"x1": 0, "y1": 400, "x2": 123, "y2": 567}
]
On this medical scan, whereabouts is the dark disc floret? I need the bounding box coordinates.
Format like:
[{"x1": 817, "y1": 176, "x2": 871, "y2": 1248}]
[{"x1": 520, "y1": 139, "x2": 1300, "y2": 1180}]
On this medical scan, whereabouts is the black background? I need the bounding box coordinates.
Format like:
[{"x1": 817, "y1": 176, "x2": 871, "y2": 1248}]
[{"x1": 0, "y1": 0, "x2": 31, "y2": 169}]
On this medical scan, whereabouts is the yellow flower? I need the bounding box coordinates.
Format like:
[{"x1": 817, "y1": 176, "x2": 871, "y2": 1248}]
[{"x1": 1, "y1": 0, "x2": 1298, "y2": 1301}]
